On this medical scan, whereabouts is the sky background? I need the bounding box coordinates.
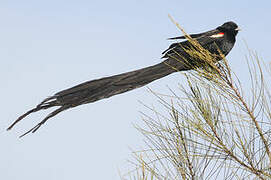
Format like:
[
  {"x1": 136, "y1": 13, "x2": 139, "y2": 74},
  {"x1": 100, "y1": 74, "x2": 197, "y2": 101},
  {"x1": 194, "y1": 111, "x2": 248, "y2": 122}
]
[{"x1": 1, "y1": 0, "x2": 271, "y2": 179}]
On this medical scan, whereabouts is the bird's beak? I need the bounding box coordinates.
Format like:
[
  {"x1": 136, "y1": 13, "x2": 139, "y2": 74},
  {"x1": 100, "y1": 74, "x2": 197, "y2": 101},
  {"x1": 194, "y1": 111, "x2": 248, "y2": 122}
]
[{"x1": 235, "y1": 27, "x2": 241, "y2": 31}]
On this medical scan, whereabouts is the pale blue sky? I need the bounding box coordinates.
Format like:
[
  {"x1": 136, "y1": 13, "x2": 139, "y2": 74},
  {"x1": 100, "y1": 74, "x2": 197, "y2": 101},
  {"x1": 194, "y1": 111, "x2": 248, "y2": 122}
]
[{"x1": 1, "y1": 1, "x2": 271, "y2": 179}]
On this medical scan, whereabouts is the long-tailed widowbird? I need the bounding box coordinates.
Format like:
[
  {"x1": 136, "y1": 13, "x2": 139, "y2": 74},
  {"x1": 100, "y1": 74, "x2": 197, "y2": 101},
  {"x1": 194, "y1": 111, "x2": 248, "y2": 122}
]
[{"x1": 7, "y1": 21, "x2": 240, "y2": 137}]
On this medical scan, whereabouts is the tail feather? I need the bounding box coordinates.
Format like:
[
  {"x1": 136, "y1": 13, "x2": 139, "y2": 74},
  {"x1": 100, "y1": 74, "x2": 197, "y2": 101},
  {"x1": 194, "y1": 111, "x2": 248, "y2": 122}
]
[
  {"x1": 7, "y1": 104, "x2": 52, "y2": 131},
  {"x1": 18, "y1": 105, "x2": 70, "y2": 138},
  {"x1": 55, "y1": 60, "x2": 180, "y2": 105},
  {"x1": 7, "y1": 96, "x2": 59, "y2": 131},
  {"x1": 8, "y1": 58, "x2": 187, "y2": 137}
]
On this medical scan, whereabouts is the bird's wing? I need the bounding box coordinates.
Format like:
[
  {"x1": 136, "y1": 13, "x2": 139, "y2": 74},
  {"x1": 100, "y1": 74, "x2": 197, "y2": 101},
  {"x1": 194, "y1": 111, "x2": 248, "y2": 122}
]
[
  {"x1": 162, "y1": 30, "x2": 224, "y2": 57},
  {"x1": 162, "y1": 29, "x2": 220, "y2": 56}
]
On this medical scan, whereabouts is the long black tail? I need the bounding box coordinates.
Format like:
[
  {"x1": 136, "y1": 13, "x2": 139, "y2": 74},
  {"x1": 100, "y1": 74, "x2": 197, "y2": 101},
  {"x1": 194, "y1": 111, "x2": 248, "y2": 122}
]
[{"x1": 7, "y1": 58, "x2": 186, "y2": 137}]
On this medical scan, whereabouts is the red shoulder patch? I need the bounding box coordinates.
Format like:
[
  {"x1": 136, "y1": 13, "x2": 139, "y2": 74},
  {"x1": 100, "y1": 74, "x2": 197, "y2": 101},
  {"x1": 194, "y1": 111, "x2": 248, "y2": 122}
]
[{"x1": 210, "y1": 32, "x2": 224, "y2": 38}]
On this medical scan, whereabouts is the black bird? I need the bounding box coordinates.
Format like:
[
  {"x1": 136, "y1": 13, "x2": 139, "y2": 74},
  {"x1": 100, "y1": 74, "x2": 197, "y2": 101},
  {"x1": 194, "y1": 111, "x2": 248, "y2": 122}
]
[{"x1": 7, "y1": 21, "x2": 240, "y2": 137}]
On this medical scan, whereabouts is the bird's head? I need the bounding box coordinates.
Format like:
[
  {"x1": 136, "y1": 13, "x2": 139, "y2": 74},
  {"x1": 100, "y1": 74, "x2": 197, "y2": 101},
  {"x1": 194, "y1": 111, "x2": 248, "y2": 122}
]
[{"x1": 217, "y1": 21, "x2": 240, "y2": 36}]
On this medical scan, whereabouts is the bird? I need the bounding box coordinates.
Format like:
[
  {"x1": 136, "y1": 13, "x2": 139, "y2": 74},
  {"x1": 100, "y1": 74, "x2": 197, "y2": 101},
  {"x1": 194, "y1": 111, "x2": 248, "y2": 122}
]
[{"x1": 7, "y1": 21, "x2": 240, "y2": 137}]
